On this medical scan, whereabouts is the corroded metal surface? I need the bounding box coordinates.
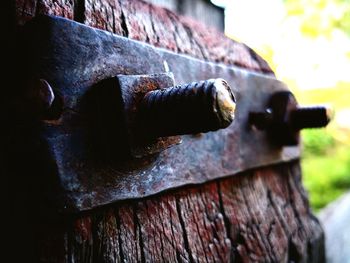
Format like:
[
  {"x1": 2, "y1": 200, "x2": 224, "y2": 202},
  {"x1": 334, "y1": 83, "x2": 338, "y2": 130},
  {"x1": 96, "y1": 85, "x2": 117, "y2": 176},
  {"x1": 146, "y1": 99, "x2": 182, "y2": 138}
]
[
  {"x1": 21, "y1": 15, "x2": 300, "y2": 212},
  {"x1": 140, "y1": 78, "x2": 236, "y2": 137},
  {"x1": 92, "y1": 73, "x2": 182, "y2": 158},
  {"x1": 250, "y1": 91, "x2": 331, "y2": 146}
]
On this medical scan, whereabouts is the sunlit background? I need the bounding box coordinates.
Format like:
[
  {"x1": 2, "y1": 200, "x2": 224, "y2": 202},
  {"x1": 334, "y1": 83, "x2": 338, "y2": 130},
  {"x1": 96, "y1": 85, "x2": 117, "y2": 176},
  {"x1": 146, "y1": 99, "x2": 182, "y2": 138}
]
[{"x1": 213, "y1": 0, "x2": 350, "y2": 211}]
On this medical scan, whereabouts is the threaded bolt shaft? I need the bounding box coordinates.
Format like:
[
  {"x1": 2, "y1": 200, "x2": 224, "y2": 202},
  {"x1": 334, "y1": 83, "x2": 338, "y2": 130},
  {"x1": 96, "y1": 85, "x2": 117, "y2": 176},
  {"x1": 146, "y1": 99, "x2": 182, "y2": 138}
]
[
  {"x1": 140, "y1": 78, "x2": 236, "y2": 137},
  {"x1": 290, "y1": 106, "x2": 332, "y2": 130}
]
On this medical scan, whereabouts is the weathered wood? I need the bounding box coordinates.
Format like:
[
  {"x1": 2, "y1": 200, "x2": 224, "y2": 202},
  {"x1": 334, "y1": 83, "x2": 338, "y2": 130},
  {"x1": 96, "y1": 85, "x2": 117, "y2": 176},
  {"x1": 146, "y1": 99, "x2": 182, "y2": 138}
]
[
  {"x1": 15, "y1": 0, "x2": 272, "y2": 74},
  {"x1": 36, "y1": 162, "x2": 324, "y2": 262},
  {"x1": 10, "y1": 0, "x2": 325, "y2": 262},
  {"x1": 219, "y1": 162, "x2": 324, "y2": 262},
  {"x1": 144, "y1": 0, "x2": 225, "y2": 32}
]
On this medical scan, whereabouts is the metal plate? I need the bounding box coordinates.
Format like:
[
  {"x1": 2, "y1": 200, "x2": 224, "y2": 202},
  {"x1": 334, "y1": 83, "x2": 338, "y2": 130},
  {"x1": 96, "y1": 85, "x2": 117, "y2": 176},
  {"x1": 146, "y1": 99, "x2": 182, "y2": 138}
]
[{"x1": 22, "y1": 15, "x2": 300, "y2": 213}]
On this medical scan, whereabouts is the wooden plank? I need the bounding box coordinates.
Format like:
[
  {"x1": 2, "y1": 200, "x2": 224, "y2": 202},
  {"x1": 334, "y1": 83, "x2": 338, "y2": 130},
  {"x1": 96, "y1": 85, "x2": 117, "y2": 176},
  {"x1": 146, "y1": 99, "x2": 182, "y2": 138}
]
[
  {"x1": 135, "y1": 196, "x2": 190, "y2": 262},
  {"x1": 117, "y1": 206, "x2": 143, "y2": 262},
  {"x1": 219, "y1": 162, "x2": 324, "y2": 262},
  {"x1": 175, "y1": 183, "x2": 232, "y2": 262},
  {"x1": 15, "y1": 0, "x2": 273, "y2": 74},
  {"x1": 85, "y1": 0, "x2": 124, "y2": 34},
  {"x1": 11, "y1": 164, "x2": 324, "y2": 262},
  {"x1": 16, "y1": 0, "x2": 38, "y2": 24},
  {"x1": 10, "y1": 0, "x2": 325, "y2": 262},
  {"x1": 91, "y1": 209, "x2": 122, "y2": 262},
  {"x1": 36, "y1": 0, "x2": 74, "y2": 19},
  {"x1": 47, "y1": 162, "x2": 323, "y2": 262},
  {"x1": 70, "y1": 217, "x2": 94, "y2": 262}
]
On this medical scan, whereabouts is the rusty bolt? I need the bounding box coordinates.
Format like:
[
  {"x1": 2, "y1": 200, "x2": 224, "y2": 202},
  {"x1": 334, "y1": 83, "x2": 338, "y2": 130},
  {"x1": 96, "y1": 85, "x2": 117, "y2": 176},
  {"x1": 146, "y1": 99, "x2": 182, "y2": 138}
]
[
  {"x1": 27, "y1": 78, "x2": 62, "y2": 119},
  {"x1": 36, "y1": 79, "x2": 55, "y2": 110},
  {"x1": 140, "y1": 78, "x2": 236, "y2": 137},
  {"x1": 249, "y1": 91, "x2": 331, "y2": 146},
  {"x1": 290, "y1": 106, "x2": 331, "y2": 130}
]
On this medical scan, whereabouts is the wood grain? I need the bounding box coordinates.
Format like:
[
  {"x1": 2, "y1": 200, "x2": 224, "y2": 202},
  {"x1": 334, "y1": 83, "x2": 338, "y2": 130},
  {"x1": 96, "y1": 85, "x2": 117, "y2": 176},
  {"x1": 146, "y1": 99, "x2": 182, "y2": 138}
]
[
  {"x1": 15, "y1": 0, "x2": 272, "y2": 74},
  {"x1": 11, "y1": 0, "x2": 325, "y2": 262},
  {"x1": 35, "y1": 162, "x2": 324, "y2": 262}
]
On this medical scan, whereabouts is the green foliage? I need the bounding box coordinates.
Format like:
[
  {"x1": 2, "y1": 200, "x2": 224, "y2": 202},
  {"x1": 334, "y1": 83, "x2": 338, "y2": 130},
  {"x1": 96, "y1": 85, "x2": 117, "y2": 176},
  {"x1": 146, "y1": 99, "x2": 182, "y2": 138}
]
[
  {"x1": 302, "y1": 129, "x2": 335, "y2": 156},
  {"x1": 285, "y1": 0, "x2": 350, "y2": 38},
  {"x1": 242, "y1": 0, "x2": 350, "y2": 211},
  {"x1": 293, "y1": 83, "x2": 350, "y2": 109},
  {"x1": 299, "y1": 84, "x2": 350, "y2": 212},
  {"x1": 302, "y1": 143, "x2": 350, "y2": 211}
]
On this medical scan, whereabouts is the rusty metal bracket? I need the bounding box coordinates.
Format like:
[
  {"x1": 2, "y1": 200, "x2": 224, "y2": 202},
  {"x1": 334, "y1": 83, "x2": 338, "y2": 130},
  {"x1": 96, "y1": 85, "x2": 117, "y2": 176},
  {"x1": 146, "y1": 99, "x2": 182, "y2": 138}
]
[
  {"x1": 20, "y1": 15, "x2": 300, "y2": 213},
  {"x1": 90, "y1": 73, "x2": 182, "y2": 158}
]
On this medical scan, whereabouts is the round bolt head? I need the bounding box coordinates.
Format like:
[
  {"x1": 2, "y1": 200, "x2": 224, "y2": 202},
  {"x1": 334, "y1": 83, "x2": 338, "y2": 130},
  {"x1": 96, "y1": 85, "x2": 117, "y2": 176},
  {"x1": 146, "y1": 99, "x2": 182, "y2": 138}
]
[
  {"x1": 26, "y1": 78, "x2": 55, "y2": 115},
  {"x1": 38, "y1": 79, "x2": 55, "y2": 110},
  {"x1": 26, "y1": 78, "x2": 63, "y2": 120}
]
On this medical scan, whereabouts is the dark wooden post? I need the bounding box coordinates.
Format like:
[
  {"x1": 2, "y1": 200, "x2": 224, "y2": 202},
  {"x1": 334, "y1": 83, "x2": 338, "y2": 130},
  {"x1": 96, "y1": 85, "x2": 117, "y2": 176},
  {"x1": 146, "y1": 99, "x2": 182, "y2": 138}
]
[{"x1": 6, "y1": 0, "x2": 325, "y2": 262}]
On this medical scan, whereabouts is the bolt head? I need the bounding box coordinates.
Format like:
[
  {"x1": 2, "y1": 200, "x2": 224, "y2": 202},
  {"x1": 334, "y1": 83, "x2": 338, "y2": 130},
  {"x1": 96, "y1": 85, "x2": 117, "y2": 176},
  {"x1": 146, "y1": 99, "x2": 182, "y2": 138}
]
[{"x1": 37, "y1": 79, "x2": 55, "y2": 110}]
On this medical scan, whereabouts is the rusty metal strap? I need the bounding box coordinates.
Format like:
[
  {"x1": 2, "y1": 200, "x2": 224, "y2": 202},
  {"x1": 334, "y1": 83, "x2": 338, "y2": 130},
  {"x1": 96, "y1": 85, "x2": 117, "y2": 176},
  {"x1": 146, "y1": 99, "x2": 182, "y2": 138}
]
[{"x1": 21, "y1": 15, "x2": 300, "y2": 213}]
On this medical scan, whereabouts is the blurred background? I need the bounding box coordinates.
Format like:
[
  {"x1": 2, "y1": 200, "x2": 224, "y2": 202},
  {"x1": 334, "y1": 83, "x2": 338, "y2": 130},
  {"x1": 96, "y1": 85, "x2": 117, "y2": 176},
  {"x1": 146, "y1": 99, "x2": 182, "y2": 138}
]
[
  {"x1": 148, "y1": 0, "x2": 350, "y2": 212},
  {"x1": 217, "y1": 0, "x2": 350, "y2": 212}
]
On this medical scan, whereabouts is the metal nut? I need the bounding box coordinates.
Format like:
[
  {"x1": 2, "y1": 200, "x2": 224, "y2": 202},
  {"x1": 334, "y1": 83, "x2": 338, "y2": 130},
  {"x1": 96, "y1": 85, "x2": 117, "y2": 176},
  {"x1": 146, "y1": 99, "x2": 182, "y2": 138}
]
[{"x1": 249, "y1": 91, "x2": 331, "y2": 146}]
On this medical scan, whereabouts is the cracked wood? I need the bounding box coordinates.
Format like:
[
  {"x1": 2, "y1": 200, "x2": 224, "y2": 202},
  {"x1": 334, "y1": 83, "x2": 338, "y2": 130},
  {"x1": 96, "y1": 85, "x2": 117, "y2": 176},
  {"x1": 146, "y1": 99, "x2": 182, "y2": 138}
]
[
  {"x1": 12, "y1": 0, "x2": 325, "y2": 262},
  {"x1": 15, "y1": 0, "x2": 272, "y2": 74},
  {"x1": 37, "y1": 162, "x2": 324, "y2": 262}
]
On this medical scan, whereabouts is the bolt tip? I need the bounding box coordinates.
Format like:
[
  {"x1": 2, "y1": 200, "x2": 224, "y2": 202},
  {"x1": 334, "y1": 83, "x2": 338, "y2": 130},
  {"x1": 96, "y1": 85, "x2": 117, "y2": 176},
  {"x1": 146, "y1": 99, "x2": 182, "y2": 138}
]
[
  {"x1": 325, "y1": 106, "x2": 334, "y2": 124},
  {"x1": 214, "y1": 79, "x2": 236, "y2": 127},
  {"x1": 292, "y1": 105, "x2": 333, "y2": 129}
]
